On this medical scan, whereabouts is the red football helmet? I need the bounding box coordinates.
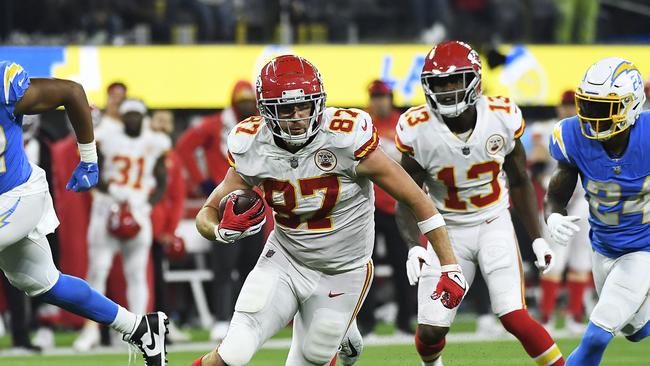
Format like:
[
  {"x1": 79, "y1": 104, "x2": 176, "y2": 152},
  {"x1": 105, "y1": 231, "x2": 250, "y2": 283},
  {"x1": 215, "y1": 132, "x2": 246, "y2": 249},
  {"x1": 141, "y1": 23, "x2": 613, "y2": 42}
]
[
  {"x1": 256, "y1": 55, "x2": 327, "y2": 146},
  {"x1": 421, "y1": 41, "x2": 482, "y2": 117},
  {"x1": 164, "y1": 235, "x2": 186, "y2": 262},
  {"x1": 107, "y1": 202, "x2": 141, "y2": 240}
]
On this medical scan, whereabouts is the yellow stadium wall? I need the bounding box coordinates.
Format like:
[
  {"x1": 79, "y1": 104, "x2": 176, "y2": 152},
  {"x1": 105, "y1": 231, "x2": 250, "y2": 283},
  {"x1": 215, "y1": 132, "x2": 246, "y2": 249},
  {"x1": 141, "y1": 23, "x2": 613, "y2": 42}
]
[{"x1": 5, "y1": 45, "x2": 648, "y2": 109}]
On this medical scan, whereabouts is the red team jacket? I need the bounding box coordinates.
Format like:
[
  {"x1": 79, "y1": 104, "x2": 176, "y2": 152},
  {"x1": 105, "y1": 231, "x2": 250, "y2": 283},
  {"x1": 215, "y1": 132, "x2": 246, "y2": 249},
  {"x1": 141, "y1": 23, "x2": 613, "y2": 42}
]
[
  {"x1": 176, "y1": 80, "x2": 256, "y2": 191},
  {"x1": 151, "y1": 151, "x2": 186, "y2": 239},
  {"x1": 175, "y1": 113, "x2": 230, "y2": 190}
]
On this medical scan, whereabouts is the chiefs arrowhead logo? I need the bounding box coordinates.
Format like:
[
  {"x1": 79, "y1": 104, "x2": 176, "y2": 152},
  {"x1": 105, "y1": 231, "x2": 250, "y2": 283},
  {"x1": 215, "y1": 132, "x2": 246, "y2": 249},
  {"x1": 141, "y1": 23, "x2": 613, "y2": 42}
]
[
  {"x1": 486, "y1": 134, "x2": 505, "y2": 155},
  {"x1": 314, "y1": 149, "x2": 337, "y2": 172}
]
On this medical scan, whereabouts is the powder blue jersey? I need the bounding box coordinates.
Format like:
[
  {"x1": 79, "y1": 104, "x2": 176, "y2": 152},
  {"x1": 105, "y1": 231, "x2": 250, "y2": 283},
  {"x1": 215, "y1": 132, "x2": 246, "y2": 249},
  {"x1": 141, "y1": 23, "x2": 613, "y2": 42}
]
[
  {"x1": 0, "y1": 61, "x2": 32, "y2": 195},
  {"x1": 549, "y1": 112, "x2": 650, "y2": 258}
]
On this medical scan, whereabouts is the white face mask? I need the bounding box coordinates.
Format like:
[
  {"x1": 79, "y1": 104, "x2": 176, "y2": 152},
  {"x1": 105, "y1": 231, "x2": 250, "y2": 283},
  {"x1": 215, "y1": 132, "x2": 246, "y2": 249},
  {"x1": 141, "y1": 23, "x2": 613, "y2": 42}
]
[
  {"x1": 261, "y1": 97, "x2": 325, "y2": 146},
  {"x1": 422, "y1": 70, "x2": 479, "y2": 118}
]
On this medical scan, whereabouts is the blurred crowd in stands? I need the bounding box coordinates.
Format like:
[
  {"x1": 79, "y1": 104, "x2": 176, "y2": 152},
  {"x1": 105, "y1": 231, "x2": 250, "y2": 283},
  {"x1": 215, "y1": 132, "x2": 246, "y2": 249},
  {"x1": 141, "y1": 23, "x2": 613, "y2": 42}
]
[{"x1": 2, "y1": 0, "x2": 650, "y2": 46}]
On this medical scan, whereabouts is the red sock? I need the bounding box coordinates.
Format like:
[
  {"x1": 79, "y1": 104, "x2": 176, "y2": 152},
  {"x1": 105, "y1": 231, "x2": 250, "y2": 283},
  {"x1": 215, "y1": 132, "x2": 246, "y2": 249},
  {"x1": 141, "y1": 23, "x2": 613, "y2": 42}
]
[
  {"x1": 567, "y1": 279, "x2": 588, "y2": 322},
  {"x1": 415, "y1": 327, "x2": 446, "y2": 361},
  {"x1": 189, "y1": 357, "x2": 203, "y2": 366},
  {"x1": 539, "y1": 279, "x2": 560, "y2": 323},
  {"x1": 500, "y1": 309, "x2": 564, "y2": 366}
]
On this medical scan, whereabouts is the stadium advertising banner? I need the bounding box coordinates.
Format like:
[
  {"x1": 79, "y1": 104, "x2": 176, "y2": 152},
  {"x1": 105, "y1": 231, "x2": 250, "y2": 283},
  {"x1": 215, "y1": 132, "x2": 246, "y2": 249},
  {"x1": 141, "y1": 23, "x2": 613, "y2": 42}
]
[{"x1": 2, "y1": 45, "x2": 650, "y2": 109}]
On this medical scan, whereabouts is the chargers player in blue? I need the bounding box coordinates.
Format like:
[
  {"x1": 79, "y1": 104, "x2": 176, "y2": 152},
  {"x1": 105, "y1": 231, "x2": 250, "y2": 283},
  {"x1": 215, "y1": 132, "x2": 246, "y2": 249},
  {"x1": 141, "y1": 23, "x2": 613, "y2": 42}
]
[
  {"x1": 546, "y1": 57, "x2": 650, "y2": 366},
  {"x1": 0, "y1": 61, "x2": 168, "y2": 365}
]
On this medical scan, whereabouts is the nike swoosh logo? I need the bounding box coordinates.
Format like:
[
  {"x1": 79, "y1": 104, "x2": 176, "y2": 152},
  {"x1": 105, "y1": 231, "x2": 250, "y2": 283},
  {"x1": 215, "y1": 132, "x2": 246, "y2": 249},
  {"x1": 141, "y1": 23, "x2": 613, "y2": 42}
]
[
  {"x1": 346, "y1": 339, "x2": 358, "y2": 357},
  {"x1": 485, "y1": 216, "x2": 499, "y2": 224},
  {"x1": 361, "y1": 121, "x2": 368, "y2": 131},
  {"x1": 223, "y1": 232, "x2": 240, "y2": 238},
  {"x1": 328, "y1": 291, "x2": 344, "y2": 298},
  {"x1": 146, "y1": 332, "x2": 158, "y2": 353},
  {"x1": 144, "y1": 319, "x2": 161, "y2": 356}
]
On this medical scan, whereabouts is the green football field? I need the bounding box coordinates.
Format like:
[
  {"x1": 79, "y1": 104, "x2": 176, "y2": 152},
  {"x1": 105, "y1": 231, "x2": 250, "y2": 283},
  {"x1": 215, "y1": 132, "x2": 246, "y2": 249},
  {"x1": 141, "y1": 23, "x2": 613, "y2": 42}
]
[{"x1": 0, "y1": 337, "x2": 646, "y2": 366}]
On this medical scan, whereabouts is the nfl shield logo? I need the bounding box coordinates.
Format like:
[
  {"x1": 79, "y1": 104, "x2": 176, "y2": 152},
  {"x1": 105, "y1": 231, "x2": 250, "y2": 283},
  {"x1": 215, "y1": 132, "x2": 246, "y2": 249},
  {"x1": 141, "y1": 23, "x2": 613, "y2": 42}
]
[{"x1": 462, "y1": 146, "x2": 471, "y2": 156}]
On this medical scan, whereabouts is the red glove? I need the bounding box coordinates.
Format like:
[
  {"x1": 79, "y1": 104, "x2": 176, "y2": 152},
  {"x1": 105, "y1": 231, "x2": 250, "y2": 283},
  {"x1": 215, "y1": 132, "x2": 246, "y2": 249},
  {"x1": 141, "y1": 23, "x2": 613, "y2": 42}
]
[
  {"x1": 215, "y1": 196, "x2": 266, "y2": 243},
  {"x1": 431, "y1": 264, "x2": 467, "y2": 309}
]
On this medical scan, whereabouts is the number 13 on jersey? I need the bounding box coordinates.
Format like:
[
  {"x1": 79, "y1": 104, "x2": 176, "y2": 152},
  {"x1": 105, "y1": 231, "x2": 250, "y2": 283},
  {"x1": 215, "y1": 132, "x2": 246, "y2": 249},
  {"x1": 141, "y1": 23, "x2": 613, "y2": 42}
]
[{"x1": 437, "y1": 161, "x2": 501, "y2": 210}]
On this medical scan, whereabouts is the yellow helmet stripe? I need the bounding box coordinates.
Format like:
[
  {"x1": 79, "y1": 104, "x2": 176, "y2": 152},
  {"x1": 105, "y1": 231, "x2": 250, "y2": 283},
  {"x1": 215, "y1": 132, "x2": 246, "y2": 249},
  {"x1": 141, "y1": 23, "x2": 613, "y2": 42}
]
[
  {"x1": 3, "y1": 63, "x2": 23, "y2": 104},
  {"x1": 611, "y1": 61, "x2": 638, "y2": 85}
]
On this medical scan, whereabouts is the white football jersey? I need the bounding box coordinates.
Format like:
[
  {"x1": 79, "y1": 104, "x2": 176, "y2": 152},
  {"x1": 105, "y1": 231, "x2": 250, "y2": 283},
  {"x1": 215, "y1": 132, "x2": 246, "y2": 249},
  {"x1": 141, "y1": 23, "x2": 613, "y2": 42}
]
[
  {"x1": 395, "y1": 96, "x2": 525, "y2": 226},
  {"x1": 97, "y1": 128, "x2": 171, "y2": 212},
  {"x1": 227, "y1": 107, "x2": 380, "y2": 273}
]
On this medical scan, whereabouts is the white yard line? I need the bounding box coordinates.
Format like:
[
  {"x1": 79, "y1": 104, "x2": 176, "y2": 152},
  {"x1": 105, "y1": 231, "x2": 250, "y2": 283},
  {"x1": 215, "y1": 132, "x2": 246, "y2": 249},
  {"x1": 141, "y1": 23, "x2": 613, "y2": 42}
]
[{"x1": 0, "y1": 330, "x2": 581, "y2": 358}]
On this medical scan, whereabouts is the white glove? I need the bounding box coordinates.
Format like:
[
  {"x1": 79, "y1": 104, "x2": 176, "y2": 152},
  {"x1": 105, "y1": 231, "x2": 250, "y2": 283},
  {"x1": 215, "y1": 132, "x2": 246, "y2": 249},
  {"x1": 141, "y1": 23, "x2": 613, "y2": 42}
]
[
  {"x1": 532, "y1": 238, "x2": 554, "y2": 274},
  {"x1": 213, "y1": 217, "x2": 266, "y2": 244},
  {"x1": 406, "y1": 246, "x2": 430, "y2": 286},
  {"x1": 547, "y1": 213, "x2": 581, "y2": 246}
]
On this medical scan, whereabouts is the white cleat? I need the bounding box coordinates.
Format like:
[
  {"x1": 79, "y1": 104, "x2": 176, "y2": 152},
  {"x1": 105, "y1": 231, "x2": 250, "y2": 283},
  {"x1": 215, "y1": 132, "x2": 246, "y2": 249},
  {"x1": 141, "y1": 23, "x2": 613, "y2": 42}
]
[
  {"x1": 565, "y1": 317, "x2": 587, "y2": 336},
  {"x1": 31, "y1": 327, "x2": 55, "y2": 350},
  {"x1": 541, "y1": 318, "x2": 556, "y2": 336},
  {"x1": 421, "y1": 356, "x2": 444, "y2": 366},
  {"x1": 73, "y1": 323, "x2": 100, "y2": 352},
  {"x1": 338, "y1": 320, "x2": 363, "y2": 366},
  {"x1": 209, "y1": 321, "x2": 230, "y2": 341},
  {"x1": 124, "y1": 312, "x2": 169, "y2": 366},
  {"x1": 167, "y1": 320, "x2": 190, "y2": 343},
  {"x1": 0, "y1": 315, "x2": 6, "y2": 337},
  {"x1": 475, "y1": 314, "x2": 506, "y2": 337}
]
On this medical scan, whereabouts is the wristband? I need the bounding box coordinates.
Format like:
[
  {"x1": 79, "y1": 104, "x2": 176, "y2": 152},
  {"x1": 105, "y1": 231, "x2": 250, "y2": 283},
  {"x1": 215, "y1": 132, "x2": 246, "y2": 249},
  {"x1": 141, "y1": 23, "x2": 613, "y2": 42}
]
[
  {"x1": 417, "y1": 213, "x2": 445, "y2": 234},
  {"x1": 440, "y1": 264, "x2": 461, "y2": 272},
  {"x1": 78, "y1": 140, "x2": 98, "y2": 163}
]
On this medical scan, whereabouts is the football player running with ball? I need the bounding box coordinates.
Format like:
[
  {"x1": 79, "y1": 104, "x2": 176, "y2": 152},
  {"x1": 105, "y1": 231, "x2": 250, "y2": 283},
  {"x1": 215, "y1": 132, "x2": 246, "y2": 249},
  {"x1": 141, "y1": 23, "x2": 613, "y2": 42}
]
[
  {"x1": 394, "y1": 41, "x2": 564, "y2": 366},
  {"x1": 191, "y1": 54, "x2": 465, "y2": 366},
  {"x1": 546, "y1": 57, "x2": 650, "y2": 366},
  {"x1": 0, "y1": 61, "x2": 168, "y2": 366}
]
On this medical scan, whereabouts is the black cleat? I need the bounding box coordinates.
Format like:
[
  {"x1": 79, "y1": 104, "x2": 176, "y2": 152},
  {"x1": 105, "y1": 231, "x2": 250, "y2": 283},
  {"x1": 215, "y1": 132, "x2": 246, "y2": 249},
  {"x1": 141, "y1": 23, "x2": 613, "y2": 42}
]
[{"x1": 124, "y1": 312, "x2": 169, "y2": 366}]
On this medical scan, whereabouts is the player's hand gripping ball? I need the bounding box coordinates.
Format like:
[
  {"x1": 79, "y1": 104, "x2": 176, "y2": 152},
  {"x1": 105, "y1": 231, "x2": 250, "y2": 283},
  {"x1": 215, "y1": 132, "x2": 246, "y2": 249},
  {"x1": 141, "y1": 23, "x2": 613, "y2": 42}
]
[{"x1": 215, "y1": 189, "x2": 266, "y2": 244}]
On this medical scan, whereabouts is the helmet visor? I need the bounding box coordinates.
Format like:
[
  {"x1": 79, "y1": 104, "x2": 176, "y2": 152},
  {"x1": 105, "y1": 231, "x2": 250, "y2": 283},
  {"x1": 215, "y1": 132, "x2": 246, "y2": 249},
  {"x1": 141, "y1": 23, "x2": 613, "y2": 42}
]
[{"x1": 576, "y1": 93, "x2": 628, "y2": 139}]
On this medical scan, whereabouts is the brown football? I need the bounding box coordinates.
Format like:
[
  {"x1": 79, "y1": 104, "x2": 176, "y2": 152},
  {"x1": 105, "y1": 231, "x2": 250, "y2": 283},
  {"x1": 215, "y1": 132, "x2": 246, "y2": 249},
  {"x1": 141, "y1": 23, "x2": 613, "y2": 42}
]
[{"x1": 218, "y1": 189, "x2": 263, "y2": 220}]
